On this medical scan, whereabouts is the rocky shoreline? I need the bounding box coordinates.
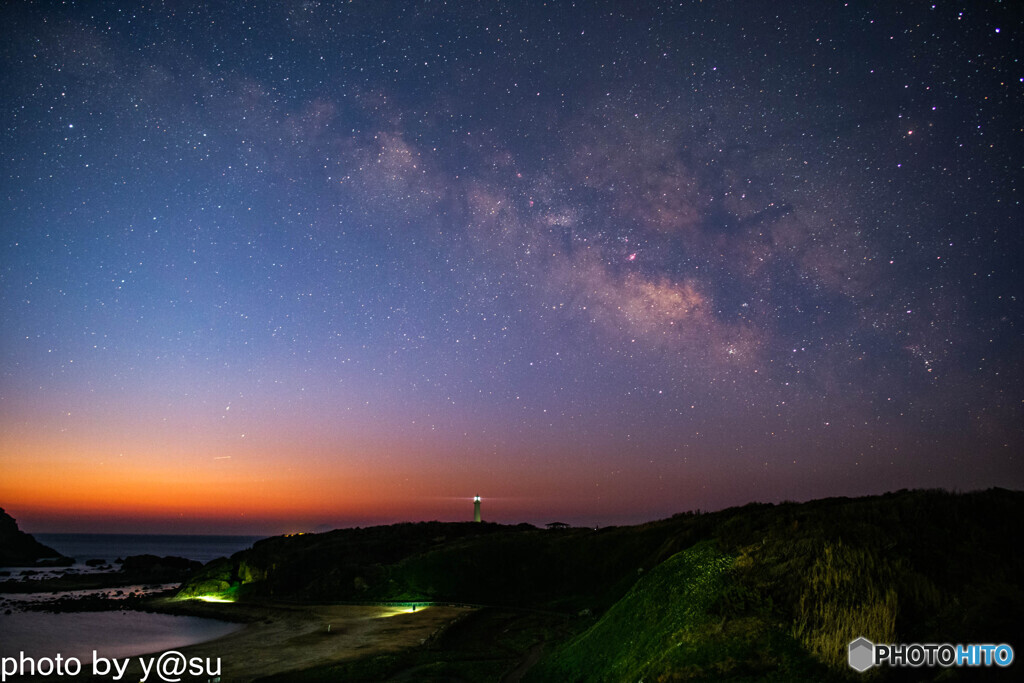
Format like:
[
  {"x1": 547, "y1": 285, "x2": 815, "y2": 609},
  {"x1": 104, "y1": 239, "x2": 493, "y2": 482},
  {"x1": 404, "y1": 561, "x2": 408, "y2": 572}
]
[
  {"x1": 0, "y1": 508, "x2": 72, "y2": 567},
  {"x1": 1, "y1": 554, "x2": 207, "y2": 619}
]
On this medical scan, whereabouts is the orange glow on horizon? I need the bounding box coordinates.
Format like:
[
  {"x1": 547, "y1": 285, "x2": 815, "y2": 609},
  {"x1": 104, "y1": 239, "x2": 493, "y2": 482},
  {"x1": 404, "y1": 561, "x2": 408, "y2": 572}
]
[
  {"x1": 1, "y1": 431, "x2": 407, "y2": 524},
  {"x1": 1, "y1": 428, "x2": 631, "y2": 533}
]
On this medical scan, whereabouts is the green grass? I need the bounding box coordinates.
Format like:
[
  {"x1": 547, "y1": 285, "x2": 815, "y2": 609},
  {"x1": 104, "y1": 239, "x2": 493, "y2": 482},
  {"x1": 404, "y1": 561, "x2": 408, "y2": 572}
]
[
  {"x1": 525, "y1": 540, "x2": 821, "y2": 682},
  {"x1": 182, "y1": 489, "x2": 1023, "y2": 682},
  {"x1": 789, "y1": 541, "x2": 898, "y2": 670}
]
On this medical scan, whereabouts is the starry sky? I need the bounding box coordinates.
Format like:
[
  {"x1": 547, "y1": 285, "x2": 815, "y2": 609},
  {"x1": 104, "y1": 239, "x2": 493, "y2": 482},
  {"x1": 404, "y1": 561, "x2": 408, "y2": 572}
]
[{"x1": 2, "y1": 1, "x2": 1021, "y2": 534}]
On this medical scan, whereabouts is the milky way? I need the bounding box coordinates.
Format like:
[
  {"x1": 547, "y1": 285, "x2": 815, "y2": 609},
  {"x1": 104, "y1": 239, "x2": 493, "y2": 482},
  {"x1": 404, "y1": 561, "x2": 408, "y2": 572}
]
[{"x1": 2, "y1": 2, "x2": 1021, "y2": 532}]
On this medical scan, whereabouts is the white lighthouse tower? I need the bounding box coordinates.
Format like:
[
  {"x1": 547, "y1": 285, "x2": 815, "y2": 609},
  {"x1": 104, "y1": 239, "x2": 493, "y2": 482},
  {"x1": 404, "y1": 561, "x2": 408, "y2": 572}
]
[{"x1": 473, "y1": 496, "x2": 481, "y2": 522}]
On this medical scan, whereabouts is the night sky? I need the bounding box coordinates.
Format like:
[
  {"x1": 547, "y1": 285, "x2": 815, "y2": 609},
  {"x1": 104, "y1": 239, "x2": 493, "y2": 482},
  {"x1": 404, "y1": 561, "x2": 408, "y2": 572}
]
[{"x1": 2, "y1": 1, "x2": 1021, "y2": 534}]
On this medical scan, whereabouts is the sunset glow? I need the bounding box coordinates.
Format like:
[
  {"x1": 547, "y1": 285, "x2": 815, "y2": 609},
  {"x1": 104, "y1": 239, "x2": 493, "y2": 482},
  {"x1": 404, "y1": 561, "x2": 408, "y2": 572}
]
[{"x1": 2, "y1": 2, "x2": 1020, "y2": 534}]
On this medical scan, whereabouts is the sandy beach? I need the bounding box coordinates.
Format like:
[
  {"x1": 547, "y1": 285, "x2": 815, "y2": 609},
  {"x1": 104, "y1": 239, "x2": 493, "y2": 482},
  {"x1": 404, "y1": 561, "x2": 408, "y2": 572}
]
[
  {"x1": 179, "y1": 602, "x2": 471, "y2": 681},
  {"x1": 22, "y1": 600, "x2": 472, "y2": 682}
]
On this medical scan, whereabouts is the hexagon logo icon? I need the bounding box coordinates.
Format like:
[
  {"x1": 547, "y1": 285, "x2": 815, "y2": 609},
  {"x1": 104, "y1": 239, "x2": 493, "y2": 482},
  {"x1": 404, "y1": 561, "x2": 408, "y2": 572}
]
[{"x1": 848, "y1": 637, "x2": 875, "y2": 672}]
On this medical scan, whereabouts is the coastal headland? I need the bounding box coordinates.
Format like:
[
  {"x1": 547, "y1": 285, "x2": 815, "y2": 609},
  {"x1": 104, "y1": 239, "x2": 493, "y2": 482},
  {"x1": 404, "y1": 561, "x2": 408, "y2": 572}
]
[{"x1": 4, "y1": 488, "x2": 1023, "y2": 681}]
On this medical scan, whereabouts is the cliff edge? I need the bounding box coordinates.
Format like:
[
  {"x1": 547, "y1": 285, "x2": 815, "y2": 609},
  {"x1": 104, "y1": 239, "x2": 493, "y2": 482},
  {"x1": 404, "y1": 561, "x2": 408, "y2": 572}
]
[{"x1": 0, "y1": 507, "x2": 72, "y2": 567}]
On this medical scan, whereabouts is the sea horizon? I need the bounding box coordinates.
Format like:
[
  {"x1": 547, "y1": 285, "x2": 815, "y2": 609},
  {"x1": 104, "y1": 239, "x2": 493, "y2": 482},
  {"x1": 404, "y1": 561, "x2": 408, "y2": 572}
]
[{"x1": 31, "y1": 532, "x2": 267, "y2": 567}]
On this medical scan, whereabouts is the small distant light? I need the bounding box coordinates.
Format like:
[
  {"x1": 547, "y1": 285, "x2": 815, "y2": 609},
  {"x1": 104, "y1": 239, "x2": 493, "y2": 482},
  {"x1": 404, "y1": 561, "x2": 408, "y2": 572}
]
[{"x1": 994, "y1": 28, "x2": 1000, "y2": 33}]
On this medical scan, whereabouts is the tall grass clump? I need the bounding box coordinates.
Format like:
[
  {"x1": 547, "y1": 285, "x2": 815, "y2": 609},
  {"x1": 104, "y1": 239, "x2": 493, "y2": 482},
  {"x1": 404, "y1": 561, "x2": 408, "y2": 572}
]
[{"x1": 791, "y1": 541, "x2": 897, "y2": 670}]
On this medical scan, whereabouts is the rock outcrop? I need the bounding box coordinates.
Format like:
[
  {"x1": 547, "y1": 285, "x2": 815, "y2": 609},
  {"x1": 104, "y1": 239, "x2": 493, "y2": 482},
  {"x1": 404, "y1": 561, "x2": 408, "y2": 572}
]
[{"x1": 0, "y1": 508, "x2": 73, "y2": 567}]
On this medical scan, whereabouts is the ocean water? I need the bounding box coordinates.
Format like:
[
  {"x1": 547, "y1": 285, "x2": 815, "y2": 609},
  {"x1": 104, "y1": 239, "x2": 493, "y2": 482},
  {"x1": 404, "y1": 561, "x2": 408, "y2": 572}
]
[
  {"x1": 0, "y1": 534, "x2": 260, "y2": 666},
  {"x1": 0, "y1": 610, "x2": 243, "y2": 661},
  {"x1": 34, "y1": 533, "x2": 266, "y2": 566}
]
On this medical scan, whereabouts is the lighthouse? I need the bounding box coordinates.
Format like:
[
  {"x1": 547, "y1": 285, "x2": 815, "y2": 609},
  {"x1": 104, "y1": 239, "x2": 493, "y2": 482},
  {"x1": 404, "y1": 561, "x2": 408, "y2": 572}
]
[{"x1": 473, "y1": 496, "x2": 481, "y2": 522}]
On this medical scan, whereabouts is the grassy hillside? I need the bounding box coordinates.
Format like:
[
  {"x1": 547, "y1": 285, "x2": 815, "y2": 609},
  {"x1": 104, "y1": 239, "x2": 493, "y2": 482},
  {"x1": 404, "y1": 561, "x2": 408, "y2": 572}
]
[
  {"x1": 177, "y1": 520, "x2": 535, "y2": 602},
  {"x1": 177, "y1": 489, "x2": 1023, "y2": 681},
  {"x1": 530, "y1": 489, "x2": 1023, "y2": 681},
  {"x1": 179, "y1": 516, "x2": 719, "y2": 611},
  {"x1": 529, "y1": 541, "x2": 761, "y2": 681}
]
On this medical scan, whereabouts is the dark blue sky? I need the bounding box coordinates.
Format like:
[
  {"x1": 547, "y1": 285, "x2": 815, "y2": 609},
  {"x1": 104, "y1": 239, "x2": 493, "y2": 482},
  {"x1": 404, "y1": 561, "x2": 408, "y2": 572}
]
[{"x1": 2, "y1": 1, "x2": 1021, "y2": 533}]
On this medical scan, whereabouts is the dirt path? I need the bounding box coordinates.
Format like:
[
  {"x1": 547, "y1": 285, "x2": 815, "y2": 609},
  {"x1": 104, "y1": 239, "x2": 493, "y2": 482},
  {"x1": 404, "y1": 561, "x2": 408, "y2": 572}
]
[
  {"x1": 180, "y1": 603, "x2": 469, "y2": 682},
  {"x1": 500, "y1": 641, "x2": 545, "y2": 683}
]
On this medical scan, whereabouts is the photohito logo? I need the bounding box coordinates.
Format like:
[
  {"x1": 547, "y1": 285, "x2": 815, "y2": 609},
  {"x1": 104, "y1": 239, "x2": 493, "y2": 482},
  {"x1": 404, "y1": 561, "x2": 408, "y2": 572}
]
[{"x1": 848, "y1": 637, "x2": 1015, "y2": 671}]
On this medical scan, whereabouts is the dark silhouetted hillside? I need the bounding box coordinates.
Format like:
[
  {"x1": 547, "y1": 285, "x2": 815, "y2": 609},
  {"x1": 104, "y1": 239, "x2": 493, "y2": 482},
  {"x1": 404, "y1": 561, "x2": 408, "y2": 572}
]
[
  {"x1": 178, "y1": 489, "x2": 1023, "y2": 681},
  {"x1": 0, "y1": 507, "x2": 72, "y2": 567}
]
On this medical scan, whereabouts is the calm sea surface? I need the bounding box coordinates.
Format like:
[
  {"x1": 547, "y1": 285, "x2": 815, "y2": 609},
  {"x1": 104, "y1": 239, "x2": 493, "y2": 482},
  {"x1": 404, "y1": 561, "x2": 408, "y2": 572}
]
[
  {"x1": 0, "y1": 611, "x2": 243, "y2": 661},
  {"x1": 34, "y1": 533, "x2": 265, "y2": 565}
]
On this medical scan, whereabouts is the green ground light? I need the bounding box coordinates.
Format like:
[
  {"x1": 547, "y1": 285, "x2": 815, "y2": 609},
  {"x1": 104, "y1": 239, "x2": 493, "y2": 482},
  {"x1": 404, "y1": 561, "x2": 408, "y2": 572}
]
[{"x1": 184, "y1": 583, "x2": 240, "y2": 603}]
